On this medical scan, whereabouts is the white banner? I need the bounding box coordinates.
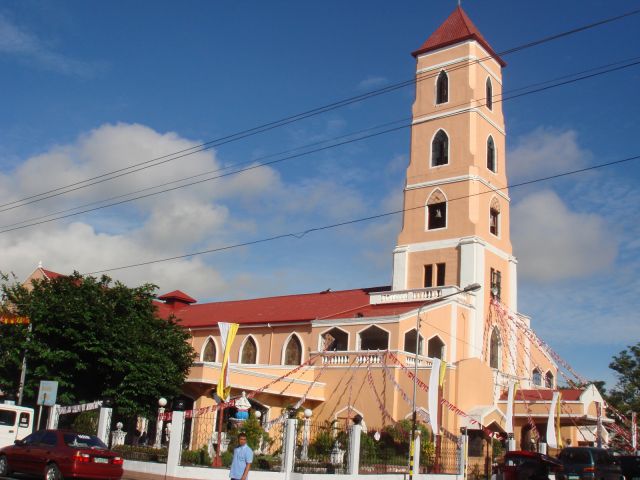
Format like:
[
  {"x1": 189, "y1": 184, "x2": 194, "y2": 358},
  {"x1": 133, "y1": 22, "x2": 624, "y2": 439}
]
[
  {"x1": 58, "y1": 400, "x2": 103, "y2": 415},
  {"x1": 428, "y1": 358, "x2": 441, "y2": 435},
  {"x1": 546, "y1": 392, "x2": 559, "y2": 448},
  {"x1": 505, "y1": 382, "x2": 516, "y2": 434}
]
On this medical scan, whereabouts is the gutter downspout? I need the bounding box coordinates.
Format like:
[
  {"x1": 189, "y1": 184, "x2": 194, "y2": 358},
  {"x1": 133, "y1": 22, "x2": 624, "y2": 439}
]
[{"x1": 268, "y1": 323, "x2": 273, "y2": 365}]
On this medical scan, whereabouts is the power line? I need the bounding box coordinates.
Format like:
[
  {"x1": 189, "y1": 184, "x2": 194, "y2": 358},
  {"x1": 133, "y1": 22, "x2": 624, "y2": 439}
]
[
  {"x1": 2, "y1": 56, "x2": 639, "y2": 234},
  {"x1": 82, "y1": 152, "x2": 640, "y2": 275},
  {"x1": 1, "y1": 7, "x2": 638, "y2": 212}
]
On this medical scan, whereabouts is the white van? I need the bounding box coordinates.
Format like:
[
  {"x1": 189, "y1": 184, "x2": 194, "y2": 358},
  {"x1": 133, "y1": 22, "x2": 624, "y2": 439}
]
[{"x1": 0, "y1": 402, "x2": 34, "y2": 449}]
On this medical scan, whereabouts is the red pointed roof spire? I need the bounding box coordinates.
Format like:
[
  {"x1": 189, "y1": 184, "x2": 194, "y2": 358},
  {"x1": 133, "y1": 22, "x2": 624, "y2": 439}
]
[
  {"x1": 412, "y1": 7, "x2": 506, "y2": 67},
  {"x1": 158, "y1": 290, "x2": 197, "y2": 305}
]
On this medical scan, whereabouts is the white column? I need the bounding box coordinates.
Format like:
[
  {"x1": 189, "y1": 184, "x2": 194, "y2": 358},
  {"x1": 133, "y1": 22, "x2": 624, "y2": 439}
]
[
  {"x1": 166, "y1": 411, "x2": 185, "y2": 474},
  {"x1": 392, "y1": 246, "x2": 409, "y2": 291},
  {"x1": 97, "y1": 407, "x2": 112, "y2": 446},
  {"x1": 154, "y1": 407, "x2": 165, "y2": 448},
  {"x1": 508, "y1": 257, "x2": 518, "y2": 313},
  {"x1": 347, "y1": 423, "x2": 362, "y2": 475},
  {"x1": 412, "y1": 430, "x2": 421, "y2": 475},
  {"x1": 459, "y1": 237, "x2": 486, "y2": 358},
  {"x1": 459, "y1": 429, "x2": 469, "y2": 479},
  {"x1": 538, "y1": 442, "x2": 547, "y2": 454},
  {"x1": 282, "y1": 418, "x2": 298, "y2": 477},
  {"x1": 46, "y1": 405, "x2": 60, "y2": 429}
]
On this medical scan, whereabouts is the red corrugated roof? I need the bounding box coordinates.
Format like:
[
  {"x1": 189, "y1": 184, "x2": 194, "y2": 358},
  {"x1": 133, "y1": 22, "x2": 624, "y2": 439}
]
[
  {"x1": 41, "y1": 268, "x2": 64, "y2": 279},
  {"x1": 154, "y1": 286, "x2": 424, "y2": 327},
  {"x1": 412, "y1": 7, "x2": 506, "y2": 67},
  {"x1": 157, "y1": 290, "x2": 197, "y2": 304},
  {"x1": 499, "y1": 389, "x2": 583, "y2": 402}
]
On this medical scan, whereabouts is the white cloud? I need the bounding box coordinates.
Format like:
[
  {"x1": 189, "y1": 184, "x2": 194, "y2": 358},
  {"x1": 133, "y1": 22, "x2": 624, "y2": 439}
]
[
  {"x1": 0, "y1": 13, "x2": 103, "y2": 77},
  {"x1": 508, "y1": 127, "x2": 591, "y2": 181},
  {"x1": 357, "y1": 76, "x2": 388, "y2": 90},
  {"x1": 0, "y1": 123, "x2": 281, "y2": 299},
  {"x1": 511, "y1": 190, "x2": 617, "y2": 282}
]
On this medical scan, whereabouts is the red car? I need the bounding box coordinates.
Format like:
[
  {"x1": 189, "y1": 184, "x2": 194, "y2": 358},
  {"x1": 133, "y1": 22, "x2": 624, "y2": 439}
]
[{"x1": 0, "y1": 429, "x2": 123, "y2": 480}]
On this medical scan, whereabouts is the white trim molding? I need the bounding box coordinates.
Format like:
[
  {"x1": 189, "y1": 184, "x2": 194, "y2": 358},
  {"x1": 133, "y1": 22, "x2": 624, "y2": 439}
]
[
  {"x1": 406, "y1": 174, "x2": 511, "y2": 202},
  {"x1": 413, "y1": 106, "x2": 506, "y2": 136}
]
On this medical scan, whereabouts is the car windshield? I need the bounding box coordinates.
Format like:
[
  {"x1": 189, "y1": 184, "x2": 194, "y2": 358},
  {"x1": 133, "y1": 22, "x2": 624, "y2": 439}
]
[{"x1": 63, "y1": 433, "x2": 107, "y2": 449}]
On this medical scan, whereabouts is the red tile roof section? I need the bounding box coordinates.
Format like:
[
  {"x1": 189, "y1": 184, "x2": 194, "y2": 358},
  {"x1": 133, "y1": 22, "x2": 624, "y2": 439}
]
[
  {"x1": 157, "y1": 290, "x2": 197, "y2": 304},
  {"x1": 155, "y1": 286, "x2": 423, "y2": 327},
  {"x1": 41, "y1": 268, "x2": 64, "y2": 279},
  {"x1": 412, "y1": 7, "x2": 506, "y2": 67},
  {"x1": 499, "y1": 389, "x2": 583, "y2": 402}
]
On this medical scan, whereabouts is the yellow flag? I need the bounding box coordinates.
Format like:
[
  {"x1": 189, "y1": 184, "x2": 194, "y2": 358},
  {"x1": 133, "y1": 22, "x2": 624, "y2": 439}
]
[
  {"x1": 439, "y1": 359, "x2": 447, "y2": 387},
  {"x1": 556, "y1": 392, "x2": 563, "y2": 449},
  {"x1": 216, "y1": 322, "x2": 239, "y2": 401}
]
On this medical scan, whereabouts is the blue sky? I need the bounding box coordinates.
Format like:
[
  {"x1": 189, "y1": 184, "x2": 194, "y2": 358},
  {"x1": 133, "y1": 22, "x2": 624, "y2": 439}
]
[{"x1": 0, "y1": 0, "x2": 639, "y2": 387}]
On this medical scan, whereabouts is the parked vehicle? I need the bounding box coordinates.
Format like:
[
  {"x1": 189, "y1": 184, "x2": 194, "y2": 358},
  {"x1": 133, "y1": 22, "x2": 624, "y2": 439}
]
[
  {"x1": 617, "y1": 455, "x2": 640, "y2": 480},
  {"x1": 499, "y1": 450, "x2": 564, "y2": 480},
  {"x1": 558, "y1": 447, "x2": 623, "y2": 480},
  {"x1": 0, "y1": 401, "x2": 34, "y2": 448},
  {"x1": 0, "y1": 429, "x2": 123, "y2": 480}
]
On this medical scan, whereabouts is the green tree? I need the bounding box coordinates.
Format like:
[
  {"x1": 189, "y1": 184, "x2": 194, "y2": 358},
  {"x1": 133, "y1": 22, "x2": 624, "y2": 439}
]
[
  {"x1": 0, "y1": 272, "x2": 195, "y2": 417},
  {"x1": 607, "y1": 344, "x2": 640, "y2": 416},
  {"x1": 602, "y1": 344, "x2": 640, "y2": 450}
]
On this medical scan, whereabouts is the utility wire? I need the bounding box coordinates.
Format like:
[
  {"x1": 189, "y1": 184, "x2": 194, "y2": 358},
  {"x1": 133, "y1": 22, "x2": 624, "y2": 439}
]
[
  {"x1": 1, "y1": 7, "x2": 638, "y2": 211},
  {"x1": 2, "y1": 56, "x2": 639, "y2": 233},
  {"x1": 82, "y1": 152, "x2": 640, "y2": 275}
]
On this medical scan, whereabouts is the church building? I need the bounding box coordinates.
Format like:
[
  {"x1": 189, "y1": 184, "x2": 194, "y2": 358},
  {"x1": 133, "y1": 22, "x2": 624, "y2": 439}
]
[{"x1": 25, "y1": 6, "x2": 610, "y2": 463}]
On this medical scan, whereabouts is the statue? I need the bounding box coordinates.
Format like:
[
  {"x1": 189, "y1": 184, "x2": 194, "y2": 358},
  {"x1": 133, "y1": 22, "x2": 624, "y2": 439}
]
[{"x1": 234, "y1": 391, "x2": 251, "y2": 421}]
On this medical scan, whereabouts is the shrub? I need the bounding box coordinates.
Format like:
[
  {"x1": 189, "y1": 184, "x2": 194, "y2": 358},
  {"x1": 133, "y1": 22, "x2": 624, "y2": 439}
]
[{"x1": 181, "y1": 446, "x2": 212, "y2": 466}]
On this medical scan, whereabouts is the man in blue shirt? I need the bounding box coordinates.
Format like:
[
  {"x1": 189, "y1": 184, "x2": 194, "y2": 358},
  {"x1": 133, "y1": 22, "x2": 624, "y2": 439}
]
[{"x1": 230, "y1": 433, "x2": 253, "y2": 480}]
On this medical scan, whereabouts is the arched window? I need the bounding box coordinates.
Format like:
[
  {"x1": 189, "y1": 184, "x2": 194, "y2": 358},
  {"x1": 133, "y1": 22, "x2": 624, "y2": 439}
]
[
  {"x1": 359, "y1": 325, "x2": 389, "y2": 350},
  {"x1": 545, "y1": 371, "x2": 554, "y2": 389},
  {"x1": 489, "y1": 327, "x2": 501, "y2": 369},
  {"x1": 431, "y1": 129, "x2": 449, "y2": 167},
  {"x1": 532, "y1": 368, "x2": 543, "y2": 387},
  {"x1": 202, "y1": 338, "x2": 216, "y2": 362},
  {"x1": 427, "y1": 189, "x2": 447, "y2": 230},
  {"x1": 436, "y1": 71, "x2": 448, "y2": 104},
  {"x1": 321, "y1": 328, "x2": 348, "y2": 351},
  {"x1": 486, "y1": 78, "x2": 493, "y2": 110},
  {"x1": 283, "y1": 335, "x2": 302, "y2": 365},
  {"x1": 487, "y1": 136, "x2": 496, "y2": 172},
  {"x1": 240, "y1": 336, "x2": 257, "y2": 364},
  {"x1": 490, "y1": 197, "x2": 500, "y2": 236},
  {"x1": 427, "y1": 336, "x2": 445, "y2": 359},
  {"x1": 404, "y1": 329, "x2": 424, "y2": 355}
]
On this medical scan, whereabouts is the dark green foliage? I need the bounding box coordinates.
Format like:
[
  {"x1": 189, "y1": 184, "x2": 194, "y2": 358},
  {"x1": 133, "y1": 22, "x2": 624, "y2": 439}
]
[
  {"x1": 361, "y1": 420, "x2": 434, "y2": 467},
  {"x1": 0, "y1": 272, "x2": 195, "y2": 417},
  {"x1": 181, "y1": 446, "x2": 212, "y2": 466},
  {"x1": 603, "y1": 344, "x2": 640, "y2": 450},
  {"x1": 71, "y1": 410, "x2": 99, "y2": 435},
  {"x1": 111, "y1": 445, "x2": 168, "y2": 462},
  {"x1": 221, "y1": 450, "x2": 233, "y2": 467},
  {"x1": 226, "y1": 414, "x2": 270, "y2": 452}
]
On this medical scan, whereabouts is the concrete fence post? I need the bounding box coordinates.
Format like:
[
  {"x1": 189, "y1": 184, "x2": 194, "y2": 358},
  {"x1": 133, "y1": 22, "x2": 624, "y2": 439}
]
[
  {"x1": 166, "y1": 411, "x2": 185, "y2": 475},
  {"x1": 97, "y1": 407, "x2": 112, "y2": 446},
  {"x1": 413, "y1": 430, "x2": 421, "y2": 475},
  {"x1": 283, "y1": 418, "x2": 298, "y2": 478},
  {"x1": 46, "y1": 405, "x2": 60, "y2": 430},
  {"x1": 459, "y1": 429, "x2": 469, "y2": 480},
  {"x1": 347, "y1": 423, "x2": 362, "y2": 475}
]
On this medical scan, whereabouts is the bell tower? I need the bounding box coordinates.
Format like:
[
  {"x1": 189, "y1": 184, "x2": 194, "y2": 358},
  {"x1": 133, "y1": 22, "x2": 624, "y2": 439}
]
[{"x1": 392, "y1": 7, "x2": 518, "y2": 355}]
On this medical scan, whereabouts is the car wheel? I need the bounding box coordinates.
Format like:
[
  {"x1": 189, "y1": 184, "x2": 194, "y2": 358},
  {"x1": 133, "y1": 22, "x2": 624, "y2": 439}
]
[
  {"x1": 44, "y1": 463, "x2": 63, "y2": 480},
  {"x1": 0, "y1": 455, "x2": 11, "y2": 476}
]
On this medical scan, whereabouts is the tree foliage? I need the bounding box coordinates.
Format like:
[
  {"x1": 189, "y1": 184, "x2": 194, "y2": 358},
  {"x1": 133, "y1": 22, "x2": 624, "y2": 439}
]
[
  {"x1": 0, "y1": 272, "x2": 195, "y2": 417},
  {"x1": 607, "y1": 344, "x2": 640, "y2": 416}
]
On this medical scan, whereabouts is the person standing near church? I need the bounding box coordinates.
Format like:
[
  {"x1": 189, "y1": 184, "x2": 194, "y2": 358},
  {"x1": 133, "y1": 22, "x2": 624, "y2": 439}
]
[{"x1": 230, "y1": 433, "x2": 253, "y2": 480}]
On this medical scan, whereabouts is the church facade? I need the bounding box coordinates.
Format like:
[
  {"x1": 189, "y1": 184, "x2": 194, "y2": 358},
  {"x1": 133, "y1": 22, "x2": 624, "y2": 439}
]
[{"x1": 25, "y1": 6, "x2": 609, "y2": 459}]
